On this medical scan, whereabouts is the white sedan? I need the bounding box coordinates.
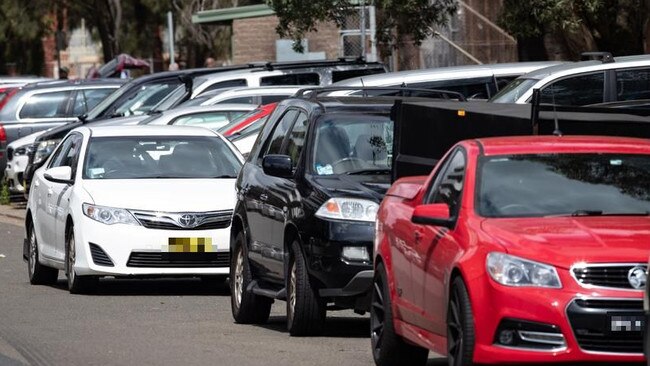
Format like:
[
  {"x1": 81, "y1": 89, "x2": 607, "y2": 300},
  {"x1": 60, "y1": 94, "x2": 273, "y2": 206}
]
[{"x1": 24, "y1": 125, "x2": 243, "y2": 293}]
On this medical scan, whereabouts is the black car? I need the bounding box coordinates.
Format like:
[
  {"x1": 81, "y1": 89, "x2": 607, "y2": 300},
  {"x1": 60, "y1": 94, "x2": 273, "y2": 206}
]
[{"x1": 229, "y1": 89, "x2": 445, "y2": 336}]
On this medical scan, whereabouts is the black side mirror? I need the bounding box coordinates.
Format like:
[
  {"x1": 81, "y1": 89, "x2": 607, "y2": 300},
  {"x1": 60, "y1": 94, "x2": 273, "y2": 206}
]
[{"x1": 262, "y1": 154, "x2": 293, "y2": 178}]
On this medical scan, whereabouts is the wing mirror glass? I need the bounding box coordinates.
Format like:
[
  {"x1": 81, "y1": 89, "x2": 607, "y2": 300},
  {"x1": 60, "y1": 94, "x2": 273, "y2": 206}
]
[
  {"x1": 262, "y1": 154, "x2": 293, "y2": 178},
  {"x1": 43, "y1": 166, "x2": 73, "y2": 185},
  {"x1": 411, "y1": 203, "x2": 453, "y2": 227}
]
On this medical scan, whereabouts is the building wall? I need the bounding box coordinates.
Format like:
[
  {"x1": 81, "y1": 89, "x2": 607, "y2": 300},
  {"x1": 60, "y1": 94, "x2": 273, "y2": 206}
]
[{"x1": 232, "y1": 15, "x2": 340, "y2": 64}]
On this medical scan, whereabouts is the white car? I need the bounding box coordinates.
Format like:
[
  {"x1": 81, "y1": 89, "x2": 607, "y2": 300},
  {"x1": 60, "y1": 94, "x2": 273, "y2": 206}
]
[
  {"x1": 4, "y1": 130, "x2": 46, "y2": 197},
  {"x1": 25, "y1": 125, "x2": 244, "y2": 293}
]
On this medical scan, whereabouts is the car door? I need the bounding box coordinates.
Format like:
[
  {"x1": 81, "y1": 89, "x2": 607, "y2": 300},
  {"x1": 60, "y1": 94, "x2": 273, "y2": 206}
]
[
  {"x1": 263, "y1": 110, "x2": 308, "y2": 279},
  {"x1": 414, "y1": 148, "x2": 466, "y2": 335},
  {"x1": 244, "y1": 109, "x2": 299, "y2": 281},
  {"x1": 32, "y1": 135, "x2": 76, "y2": 260},
  {"x1": 51, "y1": 133, "x2": 83, "y2": 259}
]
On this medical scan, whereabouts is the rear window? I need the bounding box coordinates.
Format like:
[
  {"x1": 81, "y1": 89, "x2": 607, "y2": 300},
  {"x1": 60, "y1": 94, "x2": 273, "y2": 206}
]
[
  {"x1": 202, "y1": 79, "x2": 247, "y2": 93},
  {"x1": 332, "y1": 68, "x2": 386, "y2": 83},
  {"x1": 260, "y1": 73, "x2": 319, "y2": 86},
  {"x1": 540, "y1": 72, "x2": 605, "y2": 106},
  {"x1": 19, "y1": 90, "x2": 72, "y2": 119},
  {"x1": 616, "y1": 68, "x2": 650, "y2": 101}
]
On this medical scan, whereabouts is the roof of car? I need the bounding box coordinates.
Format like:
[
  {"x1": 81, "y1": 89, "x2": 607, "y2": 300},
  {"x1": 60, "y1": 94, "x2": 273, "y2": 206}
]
[
  {"x1": 331, "y1": 62, "x2": 564, "y2": 87},
  {"x1": 21, "y1": 78, "x2": 126, "y2": 90},
  {"x1": 518, "y1": 54, "x2": 650, "y2": 81},
  {"x1": 474, "y1": 135, "x2": 650, "y2": 156},
  {"x1": 81, "y1": 125, "x2": 220, "y2": 137}
]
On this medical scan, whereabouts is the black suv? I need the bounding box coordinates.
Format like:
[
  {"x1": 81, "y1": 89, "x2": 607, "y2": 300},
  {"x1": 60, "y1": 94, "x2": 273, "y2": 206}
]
[{"x1": 230, "y1": 89, "x2": 445, "y2": 336}]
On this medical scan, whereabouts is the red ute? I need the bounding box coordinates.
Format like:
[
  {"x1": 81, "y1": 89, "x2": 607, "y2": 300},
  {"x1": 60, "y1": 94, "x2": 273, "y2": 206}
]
[{"x1": 372, "y1": 135, "x2": 650, "y2": 365}]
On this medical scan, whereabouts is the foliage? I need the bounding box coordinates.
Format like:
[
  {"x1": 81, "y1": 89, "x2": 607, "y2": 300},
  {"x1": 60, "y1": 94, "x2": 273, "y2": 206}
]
[
  {"x1": 267, "y1": 0, "x2": 457, "y2": 53},
  {"x1": 0, "y1": 0, "x2": 52, "y2": 74},
  {"x1": 0, "y1": 181, "x2": 9, "y2": 205}
]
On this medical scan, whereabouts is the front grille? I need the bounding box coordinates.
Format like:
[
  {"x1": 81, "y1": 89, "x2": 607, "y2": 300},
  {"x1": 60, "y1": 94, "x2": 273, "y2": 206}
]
[
  {"x1": 127, "y1": 252, "x2": 230, "y2": 268},
  {"x1": 567, "y1": 298, "x2": 644, "y2": 354},
  {"x1": 572, "y1": 264, "x2": 647, "y2": 290},
  {"x1": 6, "y1": 147, "x2": 12, "y2": 161},
  {"x1": 89, "y1": 243, "x2": 114, "y2": 267},
  {"x1": 131, "y1": 210, "x2": 233, "y2": 231}
]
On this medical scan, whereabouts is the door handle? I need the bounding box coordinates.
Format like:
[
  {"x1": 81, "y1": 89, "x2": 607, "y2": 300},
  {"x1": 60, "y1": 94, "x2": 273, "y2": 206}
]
[
  {"x1": 47, "y1": 188, "x2": 53, "y2": 197},
  {"x1": 34, "y1": 181, "x2": 40, "y2": 188},
  {"x1": 259, "y1": 193, "x2": 268, "y2": 201}
]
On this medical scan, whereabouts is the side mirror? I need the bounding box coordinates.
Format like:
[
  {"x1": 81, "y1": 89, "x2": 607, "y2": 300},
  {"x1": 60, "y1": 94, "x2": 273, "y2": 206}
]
[
  {"x1": 44, "y1": 166, "x2": 73, "y2": 185},
  {"x1": 411, "y1": 203, "x2": 453, "y2": 228},
  {"x1": 262, "y1": 154, "x2": 293, "y2": 178}
]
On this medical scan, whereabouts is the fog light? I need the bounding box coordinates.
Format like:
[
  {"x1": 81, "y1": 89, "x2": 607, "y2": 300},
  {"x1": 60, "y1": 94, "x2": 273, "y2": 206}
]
[
  {"x1": 341, "y1": 246, "x2": 370, "y2": 262},
  {"x1": 499, "y1": 330, "x2": 515, "y2": 345}
]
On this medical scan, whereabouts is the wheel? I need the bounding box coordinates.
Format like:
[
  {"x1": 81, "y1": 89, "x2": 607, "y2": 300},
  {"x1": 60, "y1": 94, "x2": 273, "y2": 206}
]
[
  {"x1": 447, "y1": 276, "x2": 475, "y2": 366},
  {"x1": 371, "y1": 262, "x2": 428, "y2": 366},
  {"x1": 27, "y1": 222, "x2": 58, "y2": 285},
  {"x1": 66, "y1": 226, "x2": 98, "y2": 294},
  {"x1": 286, "y1": 239, "x2": 325, "y2": 336},
  {"x1": 230, "y1": 231, "x2": 272, "y2": 324}
]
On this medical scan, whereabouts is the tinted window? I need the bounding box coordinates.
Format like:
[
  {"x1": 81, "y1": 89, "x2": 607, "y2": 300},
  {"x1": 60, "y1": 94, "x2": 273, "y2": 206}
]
[
  {"x1": 540, "y1": 72, "x2": 604, "y2": 105},
  {"x1": 490, "y1": 78, "x2": 538, "y2": 103},
  {"x1": 260, "y1": 73, "x2": 319, "y2": 86},
  {"x1": 285, "y1": 112, "x2": 308, "y2": 168},
  {"x1": 218, "y1": 97, "x2": 254, "y2": 104},
  {"x1": 477, "y1": 154, "x2": 650, "y2": 217},
  {"x1": 617, "y1": 68, "x2": 650, "y2": 101},
  {"x1": 265, "y1": 110, "x2": 299, "y2": 155},
  {"x1": 261, "y1": 95, "x2": 290, "y2": 104},
  {"x1": 83, "y1": 136, "x2": 241, "y2": 179},
  {"x1": 332, "y1": 68, "x2": 385, "y2": 83},
  {"x1": 202, "y1": 79, "x2": 247, "y2": 93},
  {"x1": 425, "y1": 150, "x2": 465, "y2": 217},
  {"x1": 413, "y1": 78, "x2": 491, "y2": 99},
  {"x1": 19, "y1": 91, "x2": 72, "y2": 119},
  {"x1": 72, "y1": 88, "x2": 117, "y2": 116}
]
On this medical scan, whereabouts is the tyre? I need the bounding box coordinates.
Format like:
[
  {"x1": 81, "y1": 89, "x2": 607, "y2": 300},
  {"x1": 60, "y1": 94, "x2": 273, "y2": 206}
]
[
  {"x1": 371, "y1": 262, "x2": 428, "y2": 366},
  {"x1": 66, "y1": 226, "x2": 98, "y2": 294},
  {"x1": 27, "y1": 222, "x2": 58, "y2": 285},
  {"x1": 286, "y1": 239, "x2": 325, "y2": 336},
  {"x1": 230, "y1": 231, "x2": 272, "y2": 324},
  {"x1": 447, "y1": 276, "x2": 475, "y2": 366}
]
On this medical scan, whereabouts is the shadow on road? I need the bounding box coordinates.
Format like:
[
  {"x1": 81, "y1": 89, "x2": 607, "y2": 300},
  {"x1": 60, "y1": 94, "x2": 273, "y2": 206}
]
[
  {"x1": 257, "y1": 315, "x2": 370, "y2": 338},
  {"x1": 49, "y1": 277, "x2": 231, "y2": 296}
]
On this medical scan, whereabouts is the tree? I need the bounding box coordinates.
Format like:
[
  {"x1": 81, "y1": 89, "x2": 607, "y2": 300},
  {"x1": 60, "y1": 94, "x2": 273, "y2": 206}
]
[
  {"x1": 498, "y1": 0, "x2": 649, "y2": 60},
  {"x1": 267, "y1": 0, "x2": 457, "y2": 69}
]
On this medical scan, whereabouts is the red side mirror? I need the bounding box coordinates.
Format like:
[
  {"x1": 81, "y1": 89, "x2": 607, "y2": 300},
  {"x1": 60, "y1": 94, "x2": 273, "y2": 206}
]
[{"x1": 411, "y1": 203, "x2": 453, "y2": 227}]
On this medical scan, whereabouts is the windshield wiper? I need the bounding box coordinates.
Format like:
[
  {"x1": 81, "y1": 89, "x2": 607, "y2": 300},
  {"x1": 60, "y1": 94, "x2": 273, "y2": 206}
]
[
  {"x1": 559, "y1": 210, "x2": 650, "y2": 217},
  {"x1": 571, "y1": 210, "x2": 603, "y2": 216},
  {"x1": 346, "y1": 168, "x2": 392, "y2": 175},
  {"x1": 212, "y1": 175, "x2": 238, "y2": 178}
]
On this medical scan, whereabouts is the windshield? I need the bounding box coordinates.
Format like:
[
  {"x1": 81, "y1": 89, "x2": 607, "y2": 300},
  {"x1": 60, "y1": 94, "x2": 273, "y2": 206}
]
[
  {"x1": 312, "y1": 114, "x2": 393, "y2": 175},
  {"x1": 217, "y1": 107, "x2": 261, "y2": 134},
  {"x1": 477, "y1": 153, "x2": 650, "y2": 218},
  {"x1": 489, "y1": 78, "x2": 538, "y2": 103},
  {"x1": 112, "y1": 82, "x2": 182, "y2": 117},
  {"x1": 85, "y1": 82, "x2": 133, "y2": 120},
  {"x1": 149, "y1": 84, "x2": 187, "y2": 112},
  {"x1": 83, "y1": 136, "x2": 242, "y2": 179}
]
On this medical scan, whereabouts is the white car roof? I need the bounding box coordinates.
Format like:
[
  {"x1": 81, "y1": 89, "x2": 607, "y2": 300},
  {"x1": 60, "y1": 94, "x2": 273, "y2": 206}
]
[
  {"x1": 201, "y1": 86, "x2": 301, "y2": 105},
  {"x1": 78, "y1": 125, "x2": 221, "y2": 138}
]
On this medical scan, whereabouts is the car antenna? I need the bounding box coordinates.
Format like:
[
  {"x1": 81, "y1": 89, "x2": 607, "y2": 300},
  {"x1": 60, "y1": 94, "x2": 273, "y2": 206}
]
[
  {"x1": 550, "y1": 85, "x2": 562, "y2": 136},
  {"x1": 360, "y1": 77, "x2": 367, "y2": 97}
]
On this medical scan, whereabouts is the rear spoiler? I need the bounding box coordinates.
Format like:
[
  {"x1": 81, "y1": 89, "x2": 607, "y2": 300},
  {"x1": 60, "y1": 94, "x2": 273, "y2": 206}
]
[{"x1": 391, "y1": 95, "x2": 650, "y2": 181}]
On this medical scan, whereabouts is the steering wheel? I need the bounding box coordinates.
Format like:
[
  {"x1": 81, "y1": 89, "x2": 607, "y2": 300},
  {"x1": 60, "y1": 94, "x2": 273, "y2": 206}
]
[{"x1": 331, "y1": 157, "x2": 366, "y2": 174}]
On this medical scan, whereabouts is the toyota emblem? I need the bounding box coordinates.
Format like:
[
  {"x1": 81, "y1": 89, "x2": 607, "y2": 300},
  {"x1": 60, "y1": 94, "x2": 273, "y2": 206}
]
[
  {"x1": 178, "y1": 214, "x2": 197, "y2": 228},
  {"x1": 627, "y1": 266, "x2": 647, "y2": 290}
]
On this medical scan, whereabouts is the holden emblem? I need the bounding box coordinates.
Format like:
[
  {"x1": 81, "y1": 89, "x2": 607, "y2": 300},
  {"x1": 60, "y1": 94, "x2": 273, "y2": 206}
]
[{"x1": 627, "y1": 266, "x2": 647, "y2": 289}]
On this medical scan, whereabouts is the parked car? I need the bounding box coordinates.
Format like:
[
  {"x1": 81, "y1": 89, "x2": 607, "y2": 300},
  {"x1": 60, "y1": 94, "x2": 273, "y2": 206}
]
[
  {"x1": 137, "y1": 104, "x2": 258, "y2": 131},
  {"x1": 186, "y1": 86, "x2": 301, "y2": 107},
  {"x1": 25, "y1": 125, "x2": 244, "y2": 293},
  {"x1": 491, "y1": 53, "x2": 650, "y2": 105},
  {"x1": 4, "y1": 130, "x2": 46, "y2": 199},
  {"x1": 328, "y1": 61, "x2": 562, "y2": 99},
  {"x1": 0, "y1": 79, "x2": 125, "y2": 180},
  {"x1": 191, "y1": 58, "x2": 386, "y2": 97},
  {"x1": 218, "y1": 102, "x2": 277, "y2": 138},
  {"x1": 230, "y1": 91, "x2": 437, "y2": 336},
  {"x1": 373, "y1": 135, "x2": 650, "y2": 365}
]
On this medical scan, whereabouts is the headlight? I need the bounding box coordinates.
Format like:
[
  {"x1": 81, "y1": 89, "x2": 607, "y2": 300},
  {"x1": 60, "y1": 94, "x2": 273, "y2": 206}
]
[
  {"x1": 13, "y1": 144, "x2": 35, "y2": 157},
  {"x1": 33, "y1": 140, "x2": 60, "y2": 165},
  {"x1": 82, "y1": 203, "x2": 139, "y2": 226},
  {"x1": 486, "y1": 252, "x2": 561, "y2": 288},
  {"x1": 315, "y1": 198, "x2": 379, "y2": 222}
]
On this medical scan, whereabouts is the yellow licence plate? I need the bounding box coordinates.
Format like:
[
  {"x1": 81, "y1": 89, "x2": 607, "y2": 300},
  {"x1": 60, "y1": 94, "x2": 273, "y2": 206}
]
[{"x1": 166, "y1": 238, "x2": 213, "y2": 253}]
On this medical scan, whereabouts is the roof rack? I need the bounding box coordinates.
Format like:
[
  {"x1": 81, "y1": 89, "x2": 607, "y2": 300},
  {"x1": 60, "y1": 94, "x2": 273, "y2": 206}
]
[
  {"x1": 580, "y1": 52, "x2": 614, "y2": 63},
  {"x1": 247, "y1": 58, "x2": 380, "y2": 71},
  {"x1": 294, "y1": 86, "x2": 467, "y2": 101}
]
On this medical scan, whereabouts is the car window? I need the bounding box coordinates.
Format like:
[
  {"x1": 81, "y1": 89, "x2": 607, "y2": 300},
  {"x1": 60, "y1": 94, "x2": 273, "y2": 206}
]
[
  {"x1": 218, "y1": 97, "x2": 254, "y2": 104},
  {"x1": 201, "y1": 79, "x2": 247, "y2": 93},
  {"x1": 332, "y1": 68, "x2": 385, "y2": 83},
  {"x1": 19, "y1": 90, "x2": 72, "y2": 119},
  {"x1": 261, "y1": 95, "x2": 290, "y2": 104},
  {"x1": 413, "y1": 78, "x2": 492, "y2": 99},
  {"x1": 264, "y1": 110, "x2": 299, "y2": 157},
  {"x1": 71, "y1": 88, "x2": 117, "y2": 116},
  {"x1": 540, "y1": 72, "x2": 605, "y2": 106},
  {"x1": 616, "y1": 68, "x2": 650, "y2": 101},
  {"x1": 48, "y1": 134, "x2": 82, "y2": 174},
  {"x1": 489, "y1": 78, "x2": 538, "y2": 103},
  {"x1": 284, "y1": 112, "x2": 308, "y2": 169},
  {"x1": 171, "y1": 112, "x2": 232, "y2": 130},
  {"x1": 113, "y1": 82, "x2": 181, "y2": 117},
  {"x1": 260, "y1": 73, "x2": 319, "y2": 86},
  {"x1": 495, "y1": 76, "x2": 518, "y2": 90},
  {"x1": 424, "y1": 149, "x2": 465, "y2": 218}
]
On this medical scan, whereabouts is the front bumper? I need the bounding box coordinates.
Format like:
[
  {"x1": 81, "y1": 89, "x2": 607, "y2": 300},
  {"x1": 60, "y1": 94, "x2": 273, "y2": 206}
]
[
  {"x1": 3, "y1": 155, "x2": 27, "y2": 195},
  {"x1": 469, "y1": 271, "x2": 645, "y2": 363},
  {"x1": 74, "y1": 217, "x2": 232, "y2": 276}
]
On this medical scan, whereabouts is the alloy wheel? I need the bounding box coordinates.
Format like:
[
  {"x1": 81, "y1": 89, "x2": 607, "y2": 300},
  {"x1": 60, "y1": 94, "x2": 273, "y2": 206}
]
[
  {"x1": 288, "y1": 261, "x2": 297, "y2": 323},
  {"x1": 370, "y1": 279, "x2": 385, "y2": 357},
  {"x1": 447, "y1": 287, "x2": 463, "y2": 366},
  {"x1": 28, "y1": 229, "x2": 37, "y2": 276},
  {"x1": 67, "y1": 233, "x2": 76, "y2": 285},
  {"x1": 234, "y1": 248, "x2": 244, "y2": 307}
]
